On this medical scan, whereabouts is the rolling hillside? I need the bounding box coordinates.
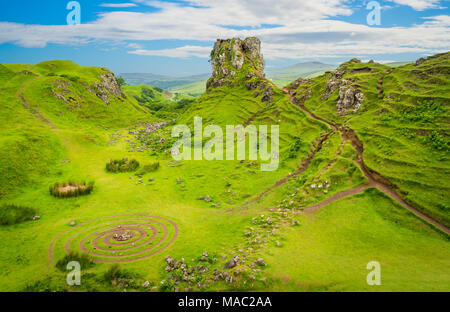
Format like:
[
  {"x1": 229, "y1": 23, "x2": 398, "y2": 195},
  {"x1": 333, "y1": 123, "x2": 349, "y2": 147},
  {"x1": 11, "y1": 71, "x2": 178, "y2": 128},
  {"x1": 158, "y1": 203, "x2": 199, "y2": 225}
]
[
  {"x1": 0, "y1": 60, "x2": 151, "y2": 197},
  {"x1": 0, "y1": 40, "x2": 448, "y2": 293},
  {"x1": 288, "y1": 53, "x2": 450, "y2": 226}
]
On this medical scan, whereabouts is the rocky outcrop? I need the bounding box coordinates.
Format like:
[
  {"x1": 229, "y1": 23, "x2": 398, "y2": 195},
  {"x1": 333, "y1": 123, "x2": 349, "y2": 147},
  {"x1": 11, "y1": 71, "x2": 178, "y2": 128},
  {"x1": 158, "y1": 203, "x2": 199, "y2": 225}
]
[
  {"x1": 93, "y1": 72, "x2": 126, "y2": 104},
  {"x1": 207, "y1": 37, "x2": 265, "y2": 90},
  {"x1": 322, "y1": 68, "x2": 346, "y2": 100},
  {"x1": 336, "y1": 80, "x2": 364, "y2": 114},
  {"x1": 323, "y1": 67, "x2": 364, "y2": 115},
  {"x1": 287, "y1": 77, "x2": 309, "y2": 92},
  {"x1": 53, "y1": 71, "x2": 126, "y2": 107}
]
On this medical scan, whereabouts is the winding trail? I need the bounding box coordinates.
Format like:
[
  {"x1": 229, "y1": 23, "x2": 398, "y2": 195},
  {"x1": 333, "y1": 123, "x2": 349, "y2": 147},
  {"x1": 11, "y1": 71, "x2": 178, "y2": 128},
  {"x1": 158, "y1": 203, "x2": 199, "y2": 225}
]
[{"x1": 250, "y1": 85, "x2": 450, "y2": 235}]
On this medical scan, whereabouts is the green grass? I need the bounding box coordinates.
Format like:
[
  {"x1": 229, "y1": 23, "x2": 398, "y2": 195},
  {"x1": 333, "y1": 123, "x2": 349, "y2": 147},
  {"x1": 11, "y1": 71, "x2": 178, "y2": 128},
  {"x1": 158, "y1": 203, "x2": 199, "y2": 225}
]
[
  {"x1": 292, "y1": 54, "x2": 450, "y2": 226},
  {"x1": 0, "y1": 54, "x2": 448, "y2": 292},
  {"x1": 0, "y1": 204, "x2": 37, "y2": 225},
  {"x1": 265, "y1": 188, "x2": 450, "y2": 291},
  {"x1": 169, "y1": 80, "x2": 206, "y2": 97}
]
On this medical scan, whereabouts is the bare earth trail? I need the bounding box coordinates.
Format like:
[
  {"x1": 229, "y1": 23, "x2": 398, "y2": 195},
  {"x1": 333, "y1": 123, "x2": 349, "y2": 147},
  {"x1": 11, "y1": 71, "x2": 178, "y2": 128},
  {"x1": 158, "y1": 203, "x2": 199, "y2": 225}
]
[{"x1": 249, "y1": 84, "x2": 450, "y2": 235}]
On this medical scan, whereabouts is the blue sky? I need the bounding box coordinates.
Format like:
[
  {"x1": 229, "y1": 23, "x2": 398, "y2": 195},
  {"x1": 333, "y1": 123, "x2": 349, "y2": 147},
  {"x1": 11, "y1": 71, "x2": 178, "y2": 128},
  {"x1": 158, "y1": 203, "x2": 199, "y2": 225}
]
[{"x1": 0, "y1": 0, "x2": 449, "y2": 76}]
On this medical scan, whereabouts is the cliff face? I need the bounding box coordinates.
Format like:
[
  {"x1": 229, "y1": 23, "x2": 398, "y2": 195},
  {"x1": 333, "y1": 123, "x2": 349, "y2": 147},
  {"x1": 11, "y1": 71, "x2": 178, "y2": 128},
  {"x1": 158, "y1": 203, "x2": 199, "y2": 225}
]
[{"x1": 207, "y1": 37, "x2": 265, "y2": 89}]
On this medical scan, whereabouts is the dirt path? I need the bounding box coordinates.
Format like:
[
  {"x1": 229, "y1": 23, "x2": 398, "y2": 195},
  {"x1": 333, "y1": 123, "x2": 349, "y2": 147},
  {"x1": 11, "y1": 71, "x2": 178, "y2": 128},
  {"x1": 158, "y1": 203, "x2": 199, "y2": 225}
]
[
  {"x1": 250, "y1": 86, "x2": 450, "y2": 235},
  {"x1": 17, "y1": 75, "x2": 58, "y2": 130}
]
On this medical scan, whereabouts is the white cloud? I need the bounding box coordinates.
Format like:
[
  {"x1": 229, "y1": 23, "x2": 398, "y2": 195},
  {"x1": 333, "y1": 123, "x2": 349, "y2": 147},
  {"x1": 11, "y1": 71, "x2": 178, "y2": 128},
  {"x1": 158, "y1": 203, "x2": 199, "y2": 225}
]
[
  {"x1": 100, "y1": 3, "x2": 138, "y2": 8},
  {"x1": 129, "y1": 45, "x2": 211, "y2": 58},
  {"x1": 387, "y1": 0, "x2": 443, "y2": 11},
  {"x1": 0, "y1": 0, "x2": 448, "y2": 60}
]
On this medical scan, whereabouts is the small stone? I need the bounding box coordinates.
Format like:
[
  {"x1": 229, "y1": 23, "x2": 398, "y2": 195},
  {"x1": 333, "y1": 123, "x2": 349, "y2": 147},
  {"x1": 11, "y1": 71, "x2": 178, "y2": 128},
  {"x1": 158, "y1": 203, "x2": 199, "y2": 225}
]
[
  {"x1": 224, "y1": 258, "x2": 237, "y2": 269},
  {"x1": 255, "y1": 258, "x2": 266, "y2": 266},
  {"x1": 69, "y1": 221, "x2": 76, "y2": 226},
  {"x1": 143, "y1": 281, "x2": 150, "y2": 288}
]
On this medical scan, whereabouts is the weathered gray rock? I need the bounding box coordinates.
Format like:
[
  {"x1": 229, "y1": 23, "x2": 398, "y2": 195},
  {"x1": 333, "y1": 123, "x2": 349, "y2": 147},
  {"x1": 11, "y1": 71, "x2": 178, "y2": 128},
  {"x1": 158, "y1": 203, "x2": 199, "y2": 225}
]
[
  {"x1": 207, "y1": 37, "x2": 265, "y2": 90},
  {"x1": 255, "y1": 258, "x2": 266, "y2": 266},
  {"x1": 336, "y1": 80, "x2": 364, "y2": 114},
  {"x1": 93, "y1": 72, "x2": 126, "y2": 104}
]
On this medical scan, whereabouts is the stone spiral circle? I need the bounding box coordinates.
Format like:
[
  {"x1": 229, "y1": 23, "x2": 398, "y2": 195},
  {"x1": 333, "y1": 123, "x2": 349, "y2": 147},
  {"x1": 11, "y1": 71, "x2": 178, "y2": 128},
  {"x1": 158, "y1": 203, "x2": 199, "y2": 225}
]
[{"x1": 49, "y1": 215, "x2": 178, "y2": 263}]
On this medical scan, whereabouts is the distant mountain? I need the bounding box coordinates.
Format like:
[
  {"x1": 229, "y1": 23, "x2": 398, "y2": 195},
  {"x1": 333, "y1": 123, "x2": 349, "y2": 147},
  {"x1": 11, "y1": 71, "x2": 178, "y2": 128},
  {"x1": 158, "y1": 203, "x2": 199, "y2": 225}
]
[
  {"x1": 268, "y1": 61, "x2": 336, "y2": 76},
  {"x1": 120, "y1": 72, "x2": 210, "y2": 90},
  {"x1": 121, "y1": 62, "x2": 336, "y2": 95},
  {"x1": 267, "y1": 61, "x2": 336, "y2": 86}
]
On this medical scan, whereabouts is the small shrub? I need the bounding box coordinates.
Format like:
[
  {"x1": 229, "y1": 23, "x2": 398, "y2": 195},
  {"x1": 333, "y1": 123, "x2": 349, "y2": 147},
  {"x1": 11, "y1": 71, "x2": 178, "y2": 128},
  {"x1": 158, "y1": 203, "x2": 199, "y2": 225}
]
[
  {"x1": 399, "y1": 100, "x2": 444, "y2": 123},
  {"x1": 116, "y1": 75, "x2": 126, "y2": 87},
  {"x1": 106, "y1": 158, "x2": 140, "y2": 173},
  {"x1": 104, "y1": 264, "x2": 140, "y2": 289},
  {"x1": 104, "y1": 264, "x2": 124, "y2": 282},
  {"x1": 159, "y1": 279, "x2": 175, "y2": 292},
  {"x1": 135, "y1": 161, "x2": 160, "y2": 176},
  {"x1": 287, "y1": 137, "x2": 304, "y2": 158},
  {"x1": 50, "y1": 181, "x2": 94, "y2": 198},
  {"x1": 425, "y1": 131, "x2": 450, "y2": 152},
  {"x1": 56, "y1": 251, "x2": 94, "y2": 272},
  {"x1": 0, "y1": 204, "x2": 37, "y2": 226}
]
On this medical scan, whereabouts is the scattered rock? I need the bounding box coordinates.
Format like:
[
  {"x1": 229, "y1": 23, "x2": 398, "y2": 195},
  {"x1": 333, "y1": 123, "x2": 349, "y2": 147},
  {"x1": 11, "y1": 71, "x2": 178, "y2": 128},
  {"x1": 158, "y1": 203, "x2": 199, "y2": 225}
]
[{"x1": 255, "y1": 258, "x2": 266, "y2": 267}]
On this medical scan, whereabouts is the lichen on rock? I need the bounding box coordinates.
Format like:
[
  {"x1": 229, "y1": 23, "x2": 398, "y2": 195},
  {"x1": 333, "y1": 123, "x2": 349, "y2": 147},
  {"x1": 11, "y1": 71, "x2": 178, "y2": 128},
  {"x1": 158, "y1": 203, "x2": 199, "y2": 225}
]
[
  {"x1": 207, "y1": 37, "x2": 265, "y2": 90},
  {"x1": 93, "y1": 72, "x2": 126, "y2": 105},
  {"x1": 323, "y1": 66, "x2": 364, "y2": 115}
]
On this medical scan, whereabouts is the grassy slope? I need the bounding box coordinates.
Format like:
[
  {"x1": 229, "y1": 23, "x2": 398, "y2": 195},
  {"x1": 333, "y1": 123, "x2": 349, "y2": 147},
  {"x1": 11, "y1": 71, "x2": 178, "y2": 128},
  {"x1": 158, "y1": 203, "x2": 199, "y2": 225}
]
[
  {"x1": 169, "y1": 80, "x2": 206, "y2": 97},
  {"x1": 266, "y1": 188, "x2": 450, "y2": 291},
  {"x1": 0, "y1": 58, "x2": 327, "y2": 291},
  {"x1": 292, "y1": 54, "x2": 450, "y2": 227},
  {"x1": 0, "y1": 54, "x2": 448, "y2": 292},
  {"x1": 0, "y1": 61, "x2": 150, "y2": 198}
]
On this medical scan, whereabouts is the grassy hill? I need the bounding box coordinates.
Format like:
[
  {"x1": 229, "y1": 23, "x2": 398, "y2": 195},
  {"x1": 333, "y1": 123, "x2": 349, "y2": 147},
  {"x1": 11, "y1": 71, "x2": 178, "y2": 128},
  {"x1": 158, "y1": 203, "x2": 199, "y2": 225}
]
[
  {"x1": 120, "y1": 72, "x2": 210, "y2": 90},
  {"x1": 289, "y1": 53, "x2": 450, "y2": 226},
  {"x1": 169, "y1": 80, "x2": 207, "y2": 97},
  {"x1": 0, "y1": 45, "x2": 448, "y2": 293},
  {"x1": 0, "y1": 60, "x2": 151, "y2": 198},
  {"x1": 123, "y1": 84, "x2": 196, "y2": 119}
]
